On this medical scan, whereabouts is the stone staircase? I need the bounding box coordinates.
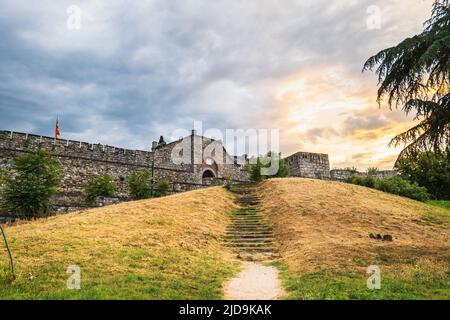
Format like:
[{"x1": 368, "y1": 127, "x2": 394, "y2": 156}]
[{"x1": 224, "y1": 184, "x2": 276, "y2": 260}]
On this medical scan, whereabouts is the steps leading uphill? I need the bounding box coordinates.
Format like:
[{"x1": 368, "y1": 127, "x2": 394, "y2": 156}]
[{"x1": 224, "y1": 184, "x2": 276, "y2": 261}]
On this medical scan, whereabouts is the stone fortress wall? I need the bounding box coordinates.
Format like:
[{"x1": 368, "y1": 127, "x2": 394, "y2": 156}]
[
  {"x1": 0, "y1": 129, "x2": 396, "y2": 214},
  {"x1": 329, "y1": 169, "x2": 396, "y2": 181},
  {"x1": 284, "y1": 151, "x2": 396, "y2": 181},
  {"x1": 0, "y1": 130, "x2": 247, "y2": 212}
]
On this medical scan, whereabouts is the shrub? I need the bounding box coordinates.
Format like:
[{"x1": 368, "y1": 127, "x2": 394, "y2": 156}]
[
  {"x1": 128, "y1": 170, "x2": 152, "y2": 199},
  {"x1": 1, "y1": 149, "x2": 60, "y2": 217},
  {"x1": 396, "y1": 151, "x2": 450, "y2": 200},
  {"x1": 154, "y1": 180, "x2": 169, "y2": 197},
  {"x1": 0, "y1": 169, "x2": 8, "y2": 215},
  {"x1": 346, "y1": 175, "x2": 376, "y2": 188},
  {"x1": 346, "y1": 173, "x2": 430, "y2": 202},
  {"x1": 0, "y1": 168, "x2": 9, "y2": 186},
  {"x1": 374, "y1": 177, "x2": 430, "y2": 202},
  {"x1": 85, "y1": 174, "x2": 117, "y2": 204},
  {"x1": 223, "y1": 175, "x2": 234, "y2": 192}
]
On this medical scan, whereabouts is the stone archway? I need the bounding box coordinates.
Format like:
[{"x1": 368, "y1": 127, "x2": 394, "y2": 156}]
[{"x1": 202, "y1": 169, "x2": 216, "y2": 184}]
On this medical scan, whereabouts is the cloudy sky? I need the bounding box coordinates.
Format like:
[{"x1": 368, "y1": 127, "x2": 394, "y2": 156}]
[{"x1": 0, "y1": 0, "x2": 436, "y2": 169}]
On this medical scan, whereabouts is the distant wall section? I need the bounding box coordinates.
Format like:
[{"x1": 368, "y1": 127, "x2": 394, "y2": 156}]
[
  {"x1": 330, "y1": 169, "x2": 396, "y2": 181},
  {"x1": 284, "y1": 152, "x2": 331, "y2": 179}
]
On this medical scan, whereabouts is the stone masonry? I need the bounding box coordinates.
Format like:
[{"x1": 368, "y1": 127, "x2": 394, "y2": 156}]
[
  {"x1": 0, "y1": 130, "x2": 248, "y2": 212},
  {"x1": 284, "y1": 151, "x2": 331, "y2": 179},
  {"x1": 329, "y1": 169, "x2": 396, "y2": 181}
]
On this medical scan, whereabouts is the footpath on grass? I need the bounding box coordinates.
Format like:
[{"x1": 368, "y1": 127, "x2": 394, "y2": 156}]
[{"x1": 223, "y1": 184, "x2": 284, "y2": 300}]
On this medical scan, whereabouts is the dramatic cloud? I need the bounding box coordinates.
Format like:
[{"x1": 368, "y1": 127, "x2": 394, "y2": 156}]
[{"x1": 0, "y1": 0, "x2": 435, "y2": 168}]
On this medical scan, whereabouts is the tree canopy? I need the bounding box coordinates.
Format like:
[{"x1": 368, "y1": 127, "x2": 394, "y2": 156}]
[
  {"x1": 245, "y1": 152, "x2": 290, "y2": 182},
  {"x1": 363, "y1": 0, "x2": 449, "y2": 160}
]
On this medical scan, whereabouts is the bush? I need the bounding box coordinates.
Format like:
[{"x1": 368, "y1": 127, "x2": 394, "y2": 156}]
[
  {"x1": 0, "y1": 169, "x2": 9, "y2": 215},
  {"x1": 223, "y1": 175, "x2": 234, "y2": 192},
  {"x1": 374, "y1": 177, "x2": 430, "y2": 202},
  {"x1": 346, "y1": 175, "x2": 376, "y2": 188},
  {"x1": 0, "y1": 168, "x2": 9, "y2": 186},
  {"x1": 84, "y1": 174, "x2": 117, "y2": 204},
  {"x1": 396, "y1": 151, "x2": 450, "y2": 200},
  {"x1": 154, "y1": 180, "x2": 169, "y2": 197},
  {"x1": 128, "y1": 170, "x2": 152, "y2": 199},
  {"x1": 346, "y1": 174, "x2": 430, "y2": 202},
  {"x1": 1, "y1": 149, "x2": 60, "y2": 217}
]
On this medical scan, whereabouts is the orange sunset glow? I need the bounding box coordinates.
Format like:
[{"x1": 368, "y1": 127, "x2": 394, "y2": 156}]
[{"x1": 0, "y1": 0, "x2": 437, "y2": 170}]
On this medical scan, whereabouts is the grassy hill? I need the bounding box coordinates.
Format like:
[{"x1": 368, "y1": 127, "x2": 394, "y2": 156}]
[
  {"x1": 1, "y1": 178, "x2": 448, "y2": 300},
  {"x1": 0, "y1": 187, "x2": 239, "y2": 299},
  {"x1": 258, "y1": 178, "x2": 450, "y2": 300}
]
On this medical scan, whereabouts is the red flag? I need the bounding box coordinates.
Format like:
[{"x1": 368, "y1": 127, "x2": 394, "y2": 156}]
[{"x1": 55, "y1": 117, "x2": 60, "y2": 140}]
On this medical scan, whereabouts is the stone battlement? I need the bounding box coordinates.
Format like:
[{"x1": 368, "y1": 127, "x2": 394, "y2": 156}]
[
  {"x1": 0, "y1": 130, "x2": 248, "y2": 213},
  {"x1": 0, "y1": 130, "x2": 153, "y2": 168}
]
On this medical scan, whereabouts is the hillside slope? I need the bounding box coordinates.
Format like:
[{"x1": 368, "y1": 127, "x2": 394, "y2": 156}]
[
  {"x1": 0, "y1": 187, "x2": 239, "y2": 299},
  {"x1": 258, "y1": 178, "x2": 449, "y2": 299}
]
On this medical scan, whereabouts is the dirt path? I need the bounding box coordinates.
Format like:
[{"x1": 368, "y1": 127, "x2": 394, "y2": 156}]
[
  {"x1": 223, "y1": 184, "x2": 284, "y2": 300},
  {"x1": 224, "y1": 262, "x2": 284, "y2": 300}
]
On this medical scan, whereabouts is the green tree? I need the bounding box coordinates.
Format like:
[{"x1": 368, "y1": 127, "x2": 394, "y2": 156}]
[
  {"x1": 396, "y1": 151, "x2": 450, "y2": 199},
  {"x1": 363, "y1": 0, "x2": 450, "y2": 161},
  {"x1": 128, "y1": 170, "x2": 152, "y2": 199},
  {"x1": 245, "y1": 152, "x2": 290, "y2": 182},
  {"x1": 84, "y1": 174, "x2": 117, "y2": 205},
  {"x1": 1, "y1": 149, "x2": 60, "y2": 217},
  {"x1": 275, "y1": 153, "x2": 290, "y2": 178},
  {"x1": 245, "y1": 157, "x2": 263, "y2": 182}
]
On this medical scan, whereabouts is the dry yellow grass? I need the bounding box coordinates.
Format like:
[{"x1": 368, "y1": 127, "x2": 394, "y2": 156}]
[
  {"x1": 258, "y1": 178, "x2": 449, "y2": 273},
  {"x1": 0, "y1": 187, "x2": 239, "y2": 299}
]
